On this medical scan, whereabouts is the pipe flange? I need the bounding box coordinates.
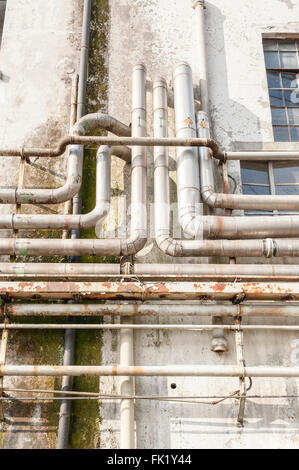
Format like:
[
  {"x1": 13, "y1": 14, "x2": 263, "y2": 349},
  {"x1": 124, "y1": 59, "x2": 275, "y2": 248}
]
[{"x1": 263, "y1": 238, "x2": 274, "y2": 258}]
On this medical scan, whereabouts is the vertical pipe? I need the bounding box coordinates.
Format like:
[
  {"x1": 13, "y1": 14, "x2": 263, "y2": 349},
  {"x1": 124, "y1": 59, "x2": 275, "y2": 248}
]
[
  {"x1": 192, "y1": 0, "x2": 209, "y2": 114},
  {"x1": 57, "y1": 0, "x2": 91, "y2": 449},
  {"x1": 120, "y1": 64, "x2": 146, "y2": 449}
]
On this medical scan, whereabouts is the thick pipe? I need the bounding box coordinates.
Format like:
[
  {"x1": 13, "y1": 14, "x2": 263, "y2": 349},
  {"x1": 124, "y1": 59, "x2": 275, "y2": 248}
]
[
  {"x1": 191, "y1": 0, "x2": 209, "y2": 114},
  {"x1": 4, "y1": 263, "x2": 299, "y2": 280},
  {"x1": 5, "y1": 303, "x2": 299, "y2": 318},
  {"x1": 0, "y1": 145, "x2": 111, "y2": 230},
  {"x1": 175, "y1": 64, "x2": 299, "y2": 237},
  {"x1": 0, "y1": 66, "x2": 147, "y2": 256},
  {"x1": 2, "y1": 323, "x2": 299, "y2": 331},
  {"x1": 1, "y1": 364, "x2": 299, "y2": 377}
]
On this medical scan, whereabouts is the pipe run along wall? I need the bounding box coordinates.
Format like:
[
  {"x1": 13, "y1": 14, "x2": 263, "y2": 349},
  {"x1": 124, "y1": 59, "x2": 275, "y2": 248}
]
[{"x1": 0, "y1": 113, "x2": 131, "y2": 205}]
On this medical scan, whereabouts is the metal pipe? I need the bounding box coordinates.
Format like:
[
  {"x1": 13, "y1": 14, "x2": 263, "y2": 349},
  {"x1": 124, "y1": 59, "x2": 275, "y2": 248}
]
[
  {"x1": 1, "y1": 364, "x2": 299, "y2": 377},
  {"x1": 5, "y1": 302, "x2": 299, "y2": 318},
  {"x1": 0, "y1": 65, "x2": 147, "y2": 256},
  {"x1": 2, "y1": 323, "x2": 299, "y2": 331},
  {"x1": 0, "y1": 114, "x2": 130, "y2": 205},
  {"x1": 224, "y1": 151, "x2": 299, "y2": 161},
  {"x1": 174, "y1": 64, "x2": 299, "y2": 236},
  {"x1": 0, "y1": 136, "x2": 221, "y2": 158},
  {"x1": 152, "y1": 73, "x2": 299, "y2": 257},
  {"x1": 199, "y1": 112, "x2": 299, "y2": 210},
  {"x1": 57, "y1": 0, "x2": 91, "y2": 450},
  {"x1": 4, "y1": 262, "x2": 299, "y2": 280},
  {"x1": 0, "y1": 145, "x2": 111, "y2": 230},
  {"x1": 191, "y1": 0, "x2": 209, "y2": 114}
]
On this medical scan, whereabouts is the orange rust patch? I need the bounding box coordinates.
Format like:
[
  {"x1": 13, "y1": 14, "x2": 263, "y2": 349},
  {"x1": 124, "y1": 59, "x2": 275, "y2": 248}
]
[{"x1": 184, "y1": 118, "x2": 193, "y2": 126}]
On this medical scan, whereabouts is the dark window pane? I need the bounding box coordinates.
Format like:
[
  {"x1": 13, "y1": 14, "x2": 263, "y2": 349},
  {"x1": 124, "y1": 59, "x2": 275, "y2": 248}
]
[
  {"x1": 267, "y1": 71, "x2": 281, "y2": 88},
  {"x1": 242, "y1": 185, "x2": 270, "y2": 196},
  {"x1": 279, "y1": 40, "x2": 296, "y2": 51},
  {"x1": 269, "y1": 90, "x2": 283, "y2": 106},
  {"x1": 276, "y1": 185, "x2": 299, "y2": 195},
  {"x1": 282, "y1": 72, "x2": 298, "y2": 88},
  {"x1": 284, "y1": 90, "x2": 299, "y2": 106},
  {"x1": 273, "y1": 162, "x2": 299, "y2": 183},
  {"x1": 291, "y1": 127, "x2": 299, "y2": 141},
  {"x1": 263, "y1": 39, "x2": 278, "y2": 51},
  {"x1": 271, "y1": 107, "x2": 287, "y2": 124},
  {"x1": 288, "y1": 108, "x2": 299, "y2": 124},
  {"x1": 264, "y1": 51, "x2": 279, "y2": 68},
  {"x1": 241, "y1": 162, "x2": 269, "y2": 184},
  {"x1": 273, "y1": 126, "x2": 290, "y2": 141},
  {"x1": 280, "y1": 51, "x2": 298, "y2": 68}
]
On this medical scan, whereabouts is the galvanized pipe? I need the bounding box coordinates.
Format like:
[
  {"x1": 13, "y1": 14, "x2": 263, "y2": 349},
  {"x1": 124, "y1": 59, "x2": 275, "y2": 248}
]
[
  {"x1": 174, "y1": 63, "x2": 299, "y2": 236},
  {"x1": 0, "y1": 136, "x2": 221, "y2": 158},
  {"x1": 1, "y1": 364, "x2": 299, "y2": 377},
  {"x1": 199, "y1": 113, "x2": 299, "y2": 211},
  {"x1": 4, "y1": 303, "x2": 299, "y2": 318},
  {"x1": 57, "y1": 0, "x2": 92, "y2": 451},
  {"x1": 3, "y1": 262, "x2": 299, "y2": 280},
  {"x1": 224, "y1": 151, "x2": 299, "y2": 161},
  {"x1": 0, "y1": 114, "x2": 130, "y2": 205},
  {"x1": 0, "y1": 145, "x2": 111, "y2": 230},
  {"x1": 1, "y1": 323, "x2": 299, "y2": 331}
]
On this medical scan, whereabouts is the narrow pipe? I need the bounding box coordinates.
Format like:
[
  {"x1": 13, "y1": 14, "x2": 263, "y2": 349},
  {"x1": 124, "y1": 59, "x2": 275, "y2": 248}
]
[
  {"x1": 0, "y1": 136, "x2": 221, "y2": 158},
  {"x1": 191, "y1": 0, "x2": 209, "y2": 114},
  {"x1": 199, "y1": 111, "x2": 299, "y2": 211},
  {"x1": 0, "y1": 145, "x2": 111, "y2": 230},
  {"x1": 224, "y1": 151, "x2": 299, "y2": 161},
  {"x1": 1, "y1": 365, "x2": 299, "y2": 377},
  {"x1": 0, "y1": 66, "x2": 147, "y2": 256},
  {"x1": 0, "y1": 114, "x2": 130, "y2": 205},
  {"x1": 5, "y1": 303, "x2": 299, "y2": 318},
  {"x1": 1, "y1": 323, "x2": 299, "y2": 331},
  {"x1": 57, "y1": 0, "x2": 91, "y2": 451}
]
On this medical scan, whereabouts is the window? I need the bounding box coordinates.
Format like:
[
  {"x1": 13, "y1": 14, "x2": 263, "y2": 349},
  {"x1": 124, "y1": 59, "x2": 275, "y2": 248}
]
[
  {"x1": 241, "y1": 161, "x2": 299, "y2": 215},
  {"x1": 264, "y1": 38, "x2": 299, "y2": 142},
  {"x1": 0, "y1": 1, "x2": 6, "y2": 47},
  {"x1": 240, "y1": 38, "x2": 299, "y2": 215}
]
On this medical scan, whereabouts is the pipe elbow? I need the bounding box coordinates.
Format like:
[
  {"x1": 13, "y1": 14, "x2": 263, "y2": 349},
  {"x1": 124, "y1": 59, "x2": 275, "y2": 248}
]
[
  {"x1": 79, "y1": 202, "x2": 110, "y2": 229},
  {"x1": 201, "y1": 187, "x2": 217, "y2": 207},
  {"x1": 156, "y1": 235, "x2": 183, "y2": 257},
  {"x1": 120, "y1": 233, "x2": 147, "y2": 256}
]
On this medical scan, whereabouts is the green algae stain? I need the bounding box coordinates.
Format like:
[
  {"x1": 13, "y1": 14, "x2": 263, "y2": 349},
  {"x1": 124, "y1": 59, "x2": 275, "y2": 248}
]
[
  {"x1": 69, "y1": 317, "x2": 103, "y2": 449},
  {"x1": 68, "y1": 0, "x2": 110, "y2": 449}
]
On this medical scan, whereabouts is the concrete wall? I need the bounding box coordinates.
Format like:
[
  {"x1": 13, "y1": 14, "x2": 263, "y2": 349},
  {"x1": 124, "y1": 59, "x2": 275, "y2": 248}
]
[
  {"x1": 100, "y1": 0, "x2": 299, "y2": 449},
  {"x1": 0, "y1": 0, "x2": 299, "y2": 449}
]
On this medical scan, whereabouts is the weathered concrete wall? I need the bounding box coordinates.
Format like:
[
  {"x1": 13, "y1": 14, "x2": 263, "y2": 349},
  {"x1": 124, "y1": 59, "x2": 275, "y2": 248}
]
[
  {"x1": 1, "y1": 0, "x2": 299, "y2": 450},
  {"x1": 99, "y1": 0, "x2": 299, "y2": 449},
  {"x1": 0, "y1": 0, "x2": 84, "y2": 448}
]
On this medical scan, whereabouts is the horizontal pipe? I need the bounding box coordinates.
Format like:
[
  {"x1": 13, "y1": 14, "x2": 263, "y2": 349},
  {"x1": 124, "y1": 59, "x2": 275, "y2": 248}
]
[
  {"x1": 1, "y1": 323, "x2": 299, "y2": 331},
  {"x1": 1, "y1": 364, "x2": 299, "y2": 377},
  {"x1": 199, "y1": 113, "x2": 299, "y2": 211},
  {"x1": 0, "y1": 145, "x2": 111, "y2": 230},
  {"x1": 0, "y1": 113, "x2": 130, "y2": 205},
  {"x1": 0, "y1": 136, "x2": 221, "y2": 158},
  {"x1": 225, "y1": 151, "x2": 299, "y2": 161},
  {"x1": 4, "y1": 303, "x2": 299, "y2": 317},
  {"x1": 3, "y1": 262, "x2": 299, "y2": 281}
]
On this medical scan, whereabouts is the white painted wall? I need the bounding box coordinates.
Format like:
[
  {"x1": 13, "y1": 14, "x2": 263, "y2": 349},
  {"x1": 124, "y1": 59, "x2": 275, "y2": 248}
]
[
  {"x1": 1, "y1": 0, "x2": 299, "y2": 449},
  {"x1": 100, "y1": 0, "x2": 299, "y2": 449}
]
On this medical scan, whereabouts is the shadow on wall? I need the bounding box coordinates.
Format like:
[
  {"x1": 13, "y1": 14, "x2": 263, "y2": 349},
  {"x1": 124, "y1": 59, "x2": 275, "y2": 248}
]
[
  {"x1": 0, "y1": 1, "x2": 6, "y2": 47},
  {"x1": 205, "y1": 3, "x2": 263, "y2": 151}
]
